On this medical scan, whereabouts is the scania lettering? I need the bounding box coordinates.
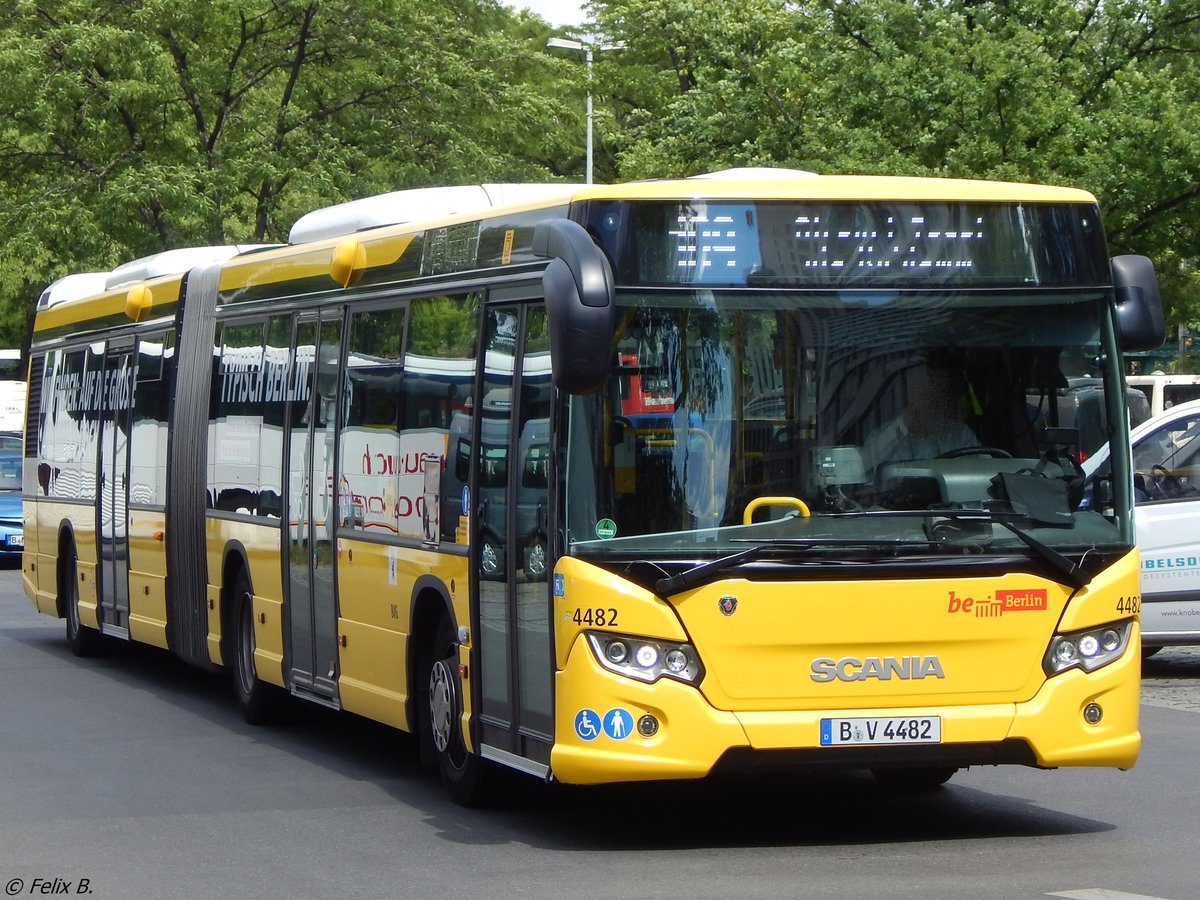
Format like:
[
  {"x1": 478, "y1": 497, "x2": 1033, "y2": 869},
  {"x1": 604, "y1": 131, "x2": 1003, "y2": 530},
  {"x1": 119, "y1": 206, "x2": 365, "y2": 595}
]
[
  {"x1": 810, "y1": 655, "x2": 947, "y2": 682},
  {"x1": 21, "y1": 169, "x2": 1161, "y2": 804}
]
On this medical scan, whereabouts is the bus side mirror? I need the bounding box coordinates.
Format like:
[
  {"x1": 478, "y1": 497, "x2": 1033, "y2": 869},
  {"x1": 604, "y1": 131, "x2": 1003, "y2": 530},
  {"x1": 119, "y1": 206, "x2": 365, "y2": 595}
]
[
  {"x1": 1112, "y1": 255, "x2": 1165, "y2": 352},
  {"x1": 534, "y1": 219, "x2": 616, "y2": 394}
]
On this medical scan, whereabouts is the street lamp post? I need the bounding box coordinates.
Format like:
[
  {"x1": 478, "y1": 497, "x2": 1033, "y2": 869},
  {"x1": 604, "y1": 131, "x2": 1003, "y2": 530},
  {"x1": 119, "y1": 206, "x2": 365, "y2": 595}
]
[{"x1": 547, "y1": 37, "x2": 623, "y2": 184}]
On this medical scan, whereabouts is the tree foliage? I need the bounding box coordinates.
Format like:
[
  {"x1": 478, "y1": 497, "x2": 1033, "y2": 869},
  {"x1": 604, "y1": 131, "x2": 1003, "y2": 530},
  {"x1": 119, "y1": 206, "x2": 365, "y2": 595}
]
[
  {"x1": 0, "y1": 0, "x2": 578, "y2": 345},
  {"x1": 592, "y1": 0, "x2": 1200, "y2": 331},
  {"x1": 3, "y1": 0, "x2": 1200, "y2": 356}
]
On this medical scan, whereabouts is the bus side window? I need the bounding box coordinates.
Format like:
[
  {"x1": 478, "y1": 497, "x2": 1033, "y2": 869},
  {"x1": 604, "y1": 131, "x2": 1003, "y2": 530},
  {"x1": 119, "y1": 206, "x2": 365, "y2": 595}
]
[
  {"x1": 341, "y1": 305, "x2": 405, "y2": 533},
  {"x1": 209, "y1": 321, "x2": 266, "y2": 515},
  {"x1": 405, "y1": 294, "x2": 479, "y2": 545}
]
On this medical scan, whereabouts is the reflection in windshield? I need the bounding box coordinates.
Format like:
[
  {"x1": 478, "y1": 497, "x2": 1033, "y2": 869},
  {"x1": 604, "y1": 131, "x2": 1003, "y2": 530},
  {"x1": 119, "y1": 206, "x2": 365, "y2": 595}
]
[{"x1": 565, "y1": 289, "x2": 1131, "y2": 559}]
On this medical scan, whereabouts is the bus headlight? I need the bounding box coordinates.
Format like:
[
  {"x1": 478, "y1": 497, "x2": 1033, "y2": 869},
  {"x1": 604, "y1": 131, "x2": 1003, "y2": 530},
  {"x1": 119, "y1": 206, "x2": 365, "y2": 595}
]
[
  {"x1": 1043, "y1": 621, "x2": 1131, "y2": 676},
  {"x1": 587, "y1": 632, "x2": 705, "y2": 685}
]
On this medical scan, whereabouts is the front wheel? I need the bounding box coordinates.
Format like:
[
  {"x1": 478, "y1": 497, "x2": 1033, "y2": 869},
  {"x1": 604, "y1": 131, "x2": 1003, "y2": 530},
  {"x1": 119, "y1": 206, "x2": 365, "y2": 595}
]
[{"x1": 423, "y1": 615, "x2": 492, "y2": 806}]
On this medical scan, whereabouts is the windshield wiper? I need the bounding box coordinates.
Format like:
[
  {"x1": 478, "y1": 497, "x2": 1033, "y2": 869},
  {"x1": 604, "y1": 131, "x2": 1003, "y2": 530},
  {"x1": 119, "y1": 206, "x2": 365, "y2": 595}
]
[
  {"x1": 992, "y1": 518, "x2": 1090, "y2": 589},
  {"x1": 654, "y1": 538, "x2": 935, "y2": 598},
  {"x1": 835, "y1": 509, "x2": 1091, "y2": 590},
  {"x1": 653, "y1": 508, "x2": 1091, "y2": 596},
  {"x1": 655, "y1": 545, "x2": 767, "y2": 598}
]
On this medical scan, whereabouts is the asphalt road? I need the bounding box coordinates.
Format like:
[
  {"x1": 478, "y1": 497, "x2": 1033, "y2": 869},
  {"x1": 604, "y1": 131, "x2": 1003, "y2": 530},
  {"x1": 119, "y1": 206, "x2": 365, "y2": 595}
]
[{"x1": 2, "y1": 566, "x2": 1198, "y2": 900}]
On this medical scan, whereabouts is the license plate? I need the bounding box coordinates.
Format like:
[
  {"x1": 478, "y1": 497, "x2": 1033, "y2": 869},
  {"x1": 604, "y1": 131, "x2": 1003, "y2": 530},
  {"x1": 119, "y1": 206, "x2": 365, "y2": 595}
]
[{"x1": 820, "y1": 716, "x2": 941, "y2": 746}]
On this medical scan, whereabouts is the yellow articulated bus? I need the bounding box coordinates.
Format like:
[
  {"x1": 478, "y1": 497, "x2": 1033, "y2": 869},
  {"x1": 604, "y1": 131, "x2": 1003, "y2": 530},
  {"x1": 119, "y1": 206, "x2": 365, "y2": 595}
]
[{"x1": 22, "y1": 169, "x2": 1164, "y2": 804}]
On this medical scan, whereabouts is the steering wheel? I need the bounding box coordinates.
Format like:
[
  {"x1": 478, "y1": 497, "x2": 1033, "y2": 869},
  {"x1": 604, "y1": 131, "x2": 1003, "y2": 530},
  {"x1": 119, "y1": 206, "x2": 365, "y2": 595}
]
[
  {"x1": 937, "y1": 446, "x2": 1013, "y2": 459},
  {"x1": 1150, "y1": 464, "x2": 1186, "y2": 499}
]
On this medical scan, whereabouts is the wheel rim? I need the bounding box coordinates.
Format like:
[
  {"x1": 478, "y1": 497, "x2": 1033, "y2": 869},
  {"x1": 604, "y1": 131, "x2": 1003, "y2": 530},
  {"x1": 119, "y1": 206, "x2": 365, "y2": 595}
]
[
  {"x1": 527, "y1": 542, "x2": 546, "y2": 578},
  {"x1": 64, "y1": 564, "x2": 80, "y2": 638},
  {"x1": 480, "y1": 541, "x2": 500, "y2": 577},
  {"x1": 429, "y1": 659, "x2": 455, "y2": 753},
  {"x1": 237, "y1": 592, "x2": 257, "y2": 695},
  {"x1": 66, "y1": 591, "x2": 79, "y2": 638}
]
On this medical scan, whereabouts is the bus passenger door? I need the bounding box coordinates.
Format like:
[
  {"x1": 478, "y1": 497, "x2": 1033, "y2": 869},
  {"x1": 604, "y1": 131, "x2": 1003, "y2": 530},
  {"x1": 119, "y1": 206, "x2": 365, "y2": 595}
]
[
  {"x1": 474, "y1": 301, "x2": 555, "y2": 772},
  {"x1": 95, "y1": 341, "x2": 134, "y2": 637},
  {"x1": 285, "y1": 313, "x2": 343, "y2": 703}
]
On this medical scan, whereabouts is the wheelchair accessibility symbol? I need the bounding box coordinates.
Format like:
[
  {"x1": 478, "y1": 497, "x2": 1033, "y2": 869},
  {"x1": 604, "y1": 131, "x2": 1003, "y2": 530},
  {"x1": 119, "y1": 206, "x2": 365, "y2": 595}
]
[
  {"x1": 575, "y1": 708, "x2": 635, "y2": 741},
  {"x1": 574, "y1": 709, "x2": 601, "y2": 741}
]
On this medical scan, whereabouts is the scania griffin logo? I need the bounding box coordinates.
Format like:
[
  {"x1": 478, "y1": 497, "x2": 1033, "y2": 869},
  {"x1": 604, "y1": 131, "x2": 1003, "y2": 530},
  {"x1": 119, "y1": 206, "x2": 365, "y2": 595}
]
[
  {"x1": 810, "y1": 655, "x2": 946, "y2": 682},
  {"x1": 718, "y1": 596, "x2": 737, "y2": 616}
]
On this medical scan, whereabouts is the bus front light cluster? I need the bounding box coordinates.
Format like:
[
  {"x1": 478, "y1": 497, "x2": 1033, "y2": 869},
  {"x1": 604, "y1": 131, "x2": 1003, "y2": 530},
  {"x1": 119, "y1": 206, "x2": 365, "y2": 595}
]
[
  {"x1": 1042, "y1": 620, "x2": 1131, "y2": 677},
  {"x1": 587, "y1": 632, "x2": 704, "y2": 685}
]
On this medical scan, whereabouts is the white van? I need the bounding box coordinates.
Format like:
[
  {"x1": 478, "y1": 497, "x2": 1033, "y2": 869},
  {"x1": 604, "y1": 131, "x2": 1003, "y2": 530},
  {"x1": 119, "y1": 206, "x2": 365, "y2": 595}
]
[
  {"x1": 1084, "y1": 397, "x2": 1200, "y2": 653},
  {"x1": 1126, "y1": 373, "x2": 1200, "y2": 417}
]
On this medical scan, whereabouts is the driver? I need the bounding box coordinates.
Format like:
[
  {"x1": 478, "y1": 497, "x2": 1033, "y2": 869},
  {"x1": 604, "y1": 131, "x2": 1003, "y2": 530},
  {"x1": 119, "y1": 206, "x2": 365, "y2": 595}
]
[{"x1": 864, "y1": 355, "x2": 979, "y2": 475}]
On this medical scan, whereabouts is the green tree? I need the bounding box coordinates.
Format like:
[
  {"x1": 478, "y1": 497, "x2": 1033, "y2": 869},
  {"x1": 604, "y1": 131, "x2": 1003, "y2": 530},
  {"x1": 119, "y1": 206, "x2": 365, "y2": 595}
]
[
  {"x1": 0, "y1": 0, "x2": 577, "y2": 346},
  {"x1": 6, "y1": 0, "x2": 1200, "y2": 356},
  {"x1": 593, "y1": 0, "x2": 1200, "y2": 333}
]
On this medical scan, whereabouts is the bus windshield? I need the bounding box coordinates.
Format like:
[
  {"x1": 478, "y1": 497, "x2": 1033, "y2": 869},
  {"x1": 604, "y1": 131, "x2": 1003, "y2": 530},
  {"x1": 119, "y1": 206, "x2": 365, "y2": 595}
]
[{"x1": 565, "y1": 286, "x2": 1131, "y2": 563}]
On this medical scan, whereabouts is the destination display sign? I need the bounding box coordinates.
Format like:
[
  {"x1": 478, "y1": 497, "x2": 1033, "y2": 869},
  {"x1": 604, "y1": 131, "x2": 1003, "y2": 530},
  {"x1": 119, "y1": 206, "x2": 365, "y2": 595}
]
[{"x1": 587, "y1": 199, "x2": 1108, "y2": 289}]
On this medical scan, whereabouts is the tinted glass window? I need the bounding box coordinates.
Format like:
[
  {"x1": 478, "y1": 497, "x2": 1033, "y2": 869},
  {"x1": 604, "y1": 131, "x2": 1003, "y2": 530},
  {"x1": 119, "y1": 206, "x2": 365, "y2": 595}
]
[
  {"x1": 129, "y1": 333, "x2": 172, "y2": 505},
  {"x1": 341, "y1": 306, "x2": 405, "y2": 534}
]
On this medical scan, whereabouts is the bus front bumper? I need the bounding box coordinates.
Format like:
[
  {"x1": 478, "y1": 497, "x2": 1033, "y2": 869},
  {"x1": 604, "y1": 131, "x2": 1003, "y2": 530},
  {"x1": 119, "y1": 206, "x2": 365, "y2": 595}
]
[{"x1": 549, "y1": 635, "x2": 1140, "y2": 786}]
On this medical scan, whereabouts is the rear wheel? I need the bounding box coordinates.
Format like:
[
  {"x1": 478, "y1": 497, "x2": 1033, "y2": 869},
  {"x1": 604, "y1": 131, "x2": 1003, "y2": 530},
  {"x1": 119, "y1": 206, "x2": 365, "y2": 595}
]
[
  {"x1": 231, "y1": 569, "x2": 276, "y2": 724},
  {"x1": 422, "y1": 614, "x2": 492, "y2": 806},
  {"x1": 871, "y1": 766, "x2": 958, "y2": 790},
  {"x1": 61, "y1": 547, "x2": 102, "y2": 657}
]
